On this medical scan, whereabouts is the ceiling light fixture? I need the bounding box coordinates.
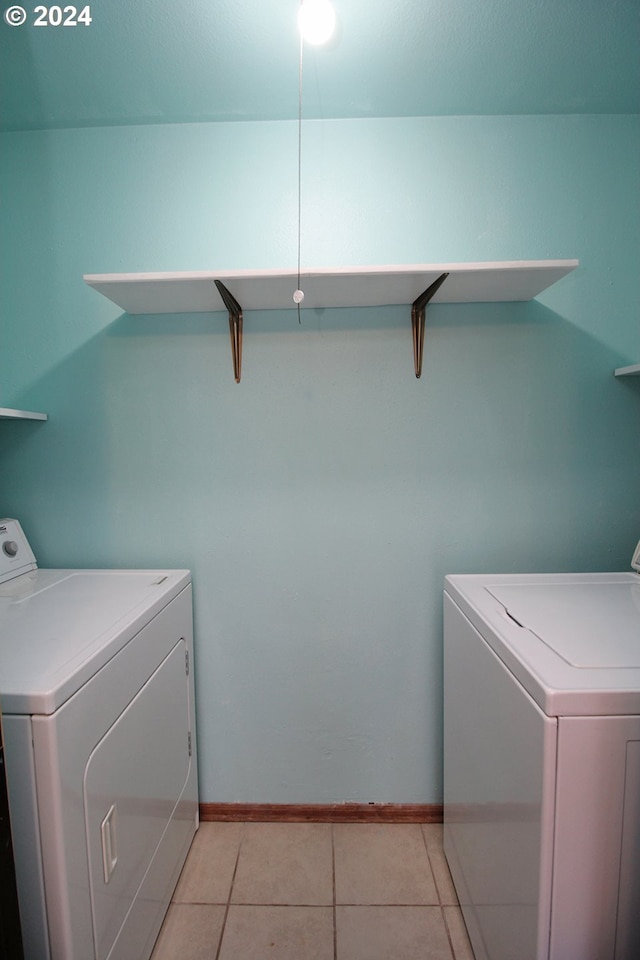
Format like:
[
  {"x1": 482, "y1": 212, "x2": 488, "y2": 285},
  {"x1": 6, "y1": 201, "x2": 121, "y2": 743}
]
[{"x1": 298, "y1": 0, "x2": 336, "y2": 46}]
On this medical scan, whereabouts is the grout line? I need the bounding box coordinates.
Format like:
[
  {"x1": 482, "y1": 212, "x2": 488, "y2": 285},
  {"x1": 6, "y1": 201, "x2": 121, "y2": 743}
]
[
  {"x1": 441, "y1": 905, "x2": 460, "y2": 960},
  {"x1": 214, "y1": 821, "x2": 247, "y2": 960},
  {"x1": 224, "y1": 901, "x2": 443, "y2": 907},
  {"x1": 330, "y1": 902, "x2": 444, "y2": 908},
  {"x1": 420, "y1": 826, "x2": 459, "y2": 959},
  {"x1": 220, "y1": 902, "x2": 334, "y2": 907},
  {"x1": 180, "y1": 898, "x2": 228, "y2": 905},
  {"x1": 420, "y1": 823, "x2": 445, "y2": 907}
]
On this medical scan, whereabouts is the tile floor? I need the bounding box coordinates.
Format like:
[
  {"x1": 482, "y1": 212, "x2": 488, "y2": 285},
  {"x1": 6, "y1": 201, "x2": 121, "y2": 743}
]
[{"x1": 151, "y1": 821, "x2": 476, "y2": 960}]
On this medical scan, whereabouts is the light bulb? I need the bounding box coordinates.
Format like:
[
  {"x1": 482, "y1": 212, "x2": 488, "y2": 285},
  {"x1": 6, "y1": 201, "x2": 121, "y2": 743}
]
[{"x1": 298, "y1": 0, "x2": 336, "y2": 46}]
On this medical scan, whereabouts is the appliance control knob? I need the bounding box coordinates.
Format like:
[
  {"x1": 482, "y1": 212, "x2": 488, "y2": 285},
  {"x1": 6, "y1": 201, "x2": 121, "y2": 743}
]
[{"x1": 2, "y1": 540, "x2": 18, "y2": 558}]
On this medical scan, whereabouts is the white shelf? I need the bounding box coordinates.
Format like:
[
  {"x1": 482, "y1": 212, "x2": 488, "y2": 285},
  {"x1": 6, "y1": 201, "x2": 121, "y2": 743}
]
[
  {"x1": 84, "y1": 260, "x2": 579, "y2": 315},
  {"x1": 0, "y1": 408, "x2": 48, "y2": 421},
  {"x1": 614, "y1": 363, "x2": 640, "y2": 377}
]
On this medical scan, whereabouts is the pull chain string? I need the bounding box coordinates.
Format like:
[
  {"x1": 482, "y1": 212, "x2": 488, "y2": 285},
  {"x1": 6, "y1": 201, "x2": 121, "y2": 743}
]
[{"x1": 297, "y1": 25, "x2": 303, "y2": 324}]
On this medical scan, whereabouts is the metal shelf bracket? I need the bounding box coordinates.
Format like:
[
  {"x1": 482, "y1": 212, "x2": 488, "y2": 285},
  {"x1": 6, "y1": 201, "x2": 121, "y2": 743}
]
[
  {"x1": 411, "y1": 272, "x2": 449, "y2": 378},
  {"x1": 216, "y1": 271, "x2": 449, "y2": 382},
  {"x1": 214, "y1": 280, "x2": 243, "y2": 383}
]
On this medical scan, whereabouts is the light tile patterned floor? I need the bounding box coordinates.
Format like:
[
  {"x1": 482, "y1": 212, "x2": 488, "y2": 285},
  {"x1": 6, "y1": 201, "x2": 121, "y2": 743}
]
[{"x1": 151, "y1": 821, "x2": 476, "y2": 960}]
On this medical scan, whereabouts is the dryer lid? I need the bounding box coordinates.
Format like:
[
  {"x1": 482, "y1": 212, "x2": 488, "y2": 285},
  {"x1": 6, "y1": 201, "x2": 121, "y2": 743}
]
[
  {"x1": 0, "y1": 568, "x2": 190, "y2": 714},
  {"x1": 486, "y1": 579, "x2": 640, "y2": 669}
]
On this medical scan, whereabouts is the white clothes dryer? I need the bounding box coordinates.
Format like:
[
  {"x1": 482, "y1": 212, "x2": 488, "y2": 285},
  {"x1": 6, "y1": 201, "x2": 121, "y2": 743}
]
[
  {"x1": 444, "y1": 543, "x2": 640, "y2": 960},
  {"x1": 0, "y1": 519, "x2": 198, "y2": 960}
]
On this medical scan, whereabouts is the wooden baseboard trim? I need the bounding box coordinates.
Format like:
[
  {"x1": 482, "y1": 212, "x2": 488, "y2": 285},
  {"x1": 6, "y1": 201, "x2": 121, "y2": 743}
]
[{"x1": 199, "y1": 803, "x2": 442, "y2": 823}]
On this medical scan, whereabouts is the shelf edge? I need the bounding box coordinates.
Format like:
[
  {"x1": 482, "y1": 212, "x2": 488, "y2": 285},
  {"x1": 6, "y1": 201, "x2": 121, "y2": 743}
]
[
  {"x1": 83, "y1": 259, "x2": 580, "y2": 315},
  {"x1": 83, "y1": 260, "x2": 580, "y2": 285},
  {"x1": 0, "y1": 408, "x2": 48, "y2": 421}
]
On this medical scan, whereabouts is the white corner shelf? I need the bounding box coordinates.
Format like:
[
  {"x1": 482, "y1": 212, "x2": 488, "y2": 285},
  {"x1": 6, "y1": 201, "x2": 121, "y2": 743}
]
[
  {"x1": 614, "y1": 363, "x2": 640, "y2": 378},
  {"x1": 0, "y1": 408, "x2": 48, "y2": 421},
  {"x1": 84, "y1": 260, "x2": 579, "y2": 315}
]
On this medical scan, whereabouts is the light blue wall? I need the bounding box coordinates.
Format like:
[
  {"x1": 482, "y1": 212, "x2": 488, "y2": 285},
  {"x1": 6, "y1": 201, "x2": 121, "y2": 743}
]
[{"x1": 1, "y1": 115, "x2": 639, "y2": 802}]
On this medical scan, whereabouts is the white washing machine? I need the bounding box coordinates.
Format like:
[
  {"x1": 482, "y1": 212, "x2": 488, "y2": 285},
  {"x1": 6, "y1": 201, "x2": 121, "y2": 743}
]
[
  {"x1": 443, "y1": 543, "x2": 640, "y2": 960},
  {"x1": 0, "y1": 519, "x2": 199, "y2": 960}
]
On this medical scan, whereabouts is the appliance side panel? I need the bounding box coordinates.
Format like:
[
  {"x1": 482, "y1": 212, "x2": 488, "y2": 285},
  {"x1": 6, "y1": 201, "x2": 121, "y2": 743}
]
[
  {"x1": 551, "y1": 715, "x2": 640, "y2": 960},
  {"x1": 2, "y1": 714, "x2": 51, "y2": 960},
  {"x1": 31, "y1": 585, "x2": 192, "y2": 960},
  {"x1": 536, "y1": 713, "x2": 558, "y2": 960},
  {"x1": 615, "y1": 740, "x2": 640, "y2": 960},
  {"x1": 443, "y1": 592, "x2": 557, "y2": 960}
]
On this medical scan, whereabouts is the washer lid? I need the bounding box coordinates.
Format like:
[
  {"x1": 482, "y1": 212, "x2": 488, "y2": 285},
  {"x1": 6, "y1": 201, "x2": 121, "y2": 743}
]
[
  {"x1": 444, "y1": 571, "x2": 640, "y2": 716},
  {"x1": 486, "y1": 581, "x2": 640, "y2": 669},
  {"x1": 0, "y1": 568, "x2": 190, "y2": 715}
]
